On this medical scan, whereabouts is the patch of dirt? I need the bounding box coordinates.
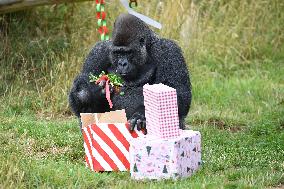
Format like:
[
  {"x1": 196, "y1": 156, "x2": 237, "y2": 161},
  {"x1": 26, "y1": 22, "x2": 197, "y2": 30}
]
[
  {"x1": 268, "y1": 183, "x2": 284, "y2": 189},
  {"x1": 24, "y1": 138, "x2": 36, "y2": 156},
  {"x1": 190, "y1": 118, "x2": 246, "y2": 133},
  {"x1": 278, "y1": 99, "x2": 284, "y2": 105},
  {"x1": 23, "y1": 138, "x2": 71, "y2": 159},
  {"x1": 36, "y1": 110, "x2": 73, "y2": 121},
  {"x1": 35, "y1": 146, "x2": 70, "y2": 159}
]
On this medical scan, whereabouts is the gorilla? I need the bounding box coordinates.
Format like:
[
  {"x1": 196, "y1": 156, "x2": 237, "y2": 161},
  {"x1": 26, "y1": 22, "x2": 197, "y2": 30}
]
[{"x1": 69, "y1": 13, "x2": 191, "y2": 131}]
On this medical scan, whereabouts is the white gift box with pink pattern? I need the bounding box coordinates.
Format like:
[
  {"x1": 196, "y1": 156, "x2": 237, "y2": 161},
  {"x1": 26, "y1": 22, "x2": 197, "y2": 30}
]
[
  {"x1": 143, "y1": 84, "x2": 180, "y2": 139},
  {"x1": 129, "y1": 130, "x2": 201, "y2": 180}
]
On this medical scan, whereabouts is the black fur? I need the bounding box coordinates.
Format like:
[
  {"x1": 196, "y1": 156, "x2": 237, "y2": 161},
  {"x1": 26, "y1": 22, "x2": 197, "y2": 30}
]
[{"x1": 69, "y1": 14, "x2": 191, "y2": 130}]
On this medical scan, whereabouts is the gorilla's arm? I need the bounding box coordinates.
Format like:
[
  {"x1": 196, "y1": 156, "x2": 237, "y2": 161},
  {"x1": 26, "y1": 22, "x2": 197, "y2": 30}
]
[
  {"x1": 69, "y1": 41, "x2": 112, "y2": 117},
  {"x1": 150, "y1": 39, "x2": 192, "y2": 124},
  {"x1": 128, "y1": 39, "x2": 191, "y2": 131}
]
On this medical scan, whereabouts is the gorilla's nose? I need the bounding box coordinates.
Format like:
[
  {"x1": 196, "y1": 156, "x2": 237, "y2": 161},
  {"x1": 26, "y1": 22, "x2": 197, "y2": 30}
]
[
  {"x1": 118, "y1": 59, "x2": 129, "y2": 75},
  {"x1": 118, "y1": 59, "x2": 128, "y2": 68}
]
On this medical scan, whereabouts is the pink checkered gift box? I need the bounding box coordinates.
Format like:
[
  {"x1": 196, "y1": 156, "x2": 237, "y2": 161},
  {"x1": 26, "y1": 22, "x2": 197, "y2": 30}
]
[{"x1": 143, "y1": 83, "x2": 180, "y2": 139}]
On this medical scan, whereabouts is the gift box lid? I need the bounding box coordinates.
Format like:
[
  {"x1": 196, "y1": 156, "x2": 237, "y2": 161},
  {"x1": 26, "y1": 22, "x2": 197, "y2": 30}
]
[
  {"x1": 143, "y1": 83, "x2": 176, "y2": 93},
  {"x1": 130, "y1": 130, "x2": 200, "y2": 143},
  {"x1": 80, "y1": 109, "x2": 127, "y2": 128}
]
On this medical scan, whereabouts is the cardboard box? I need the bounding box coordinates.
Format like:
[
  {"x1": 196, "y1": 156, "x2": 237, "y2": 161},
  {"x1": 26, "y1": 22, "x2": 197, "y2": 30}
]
[
  {"x1": 129, "y1": 130, "x2": 201, "y2": 180},
  {"x1": 81, "y1": 110, "x2": 145, "y2": 172},
  {"x1": 143, "y1": 84, "x2": 180, "y2": 139}
]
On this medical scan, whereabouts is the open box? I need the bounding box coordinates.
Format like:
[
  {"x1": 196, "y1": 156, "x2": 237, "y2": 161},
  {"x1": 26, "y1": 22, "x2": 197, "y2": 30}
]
[{"x1": 81, "y1": 109, "x2": 144, "y2": 172}]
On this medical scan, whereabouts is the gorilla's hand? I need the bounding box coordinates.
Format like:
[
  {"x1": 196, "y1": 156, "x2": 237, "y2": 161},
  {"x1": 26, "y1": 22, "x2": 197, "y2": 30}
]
[
  {"x1": 72, "y1": 75, "x2": 99, "y2": 102},
  {"x1": 97, "y1": 80, "x2": 114, "y2": 96},
  {"x1": 69, "y1": 74, "x2": 111, "y2": 117},
  {"x1": 128, "y1": 112, "x2": 147, "y2": 134}
]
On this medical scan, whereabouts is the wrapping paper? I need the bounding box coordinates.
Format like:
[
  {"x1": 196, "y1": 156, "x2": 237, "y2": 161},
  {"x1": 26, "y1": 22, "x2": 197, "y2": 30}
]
[
  {"x1": 143, "y1": 84, "x2": 180, "y2": 139},
  {"x1": 129, "y1": 130, "x2": 201, "y2": 180},
  {"x1": 81, "y1": 110, "x2": 145, "y2": 172}
]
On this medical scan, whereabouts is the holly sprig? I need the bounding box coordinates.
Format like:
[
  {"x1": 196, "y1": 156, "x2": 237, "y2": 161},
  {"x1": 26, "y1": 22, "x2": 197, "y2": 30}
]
[{"x1": 89, "y1": 71, "x2": 123, "y2": 87}]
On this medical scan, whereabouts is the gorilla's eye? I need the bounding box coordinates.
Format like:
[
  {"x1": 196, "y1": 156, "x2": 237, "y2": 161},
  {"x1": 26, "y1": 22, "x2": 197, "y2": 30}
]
[
  {"x1": 139, "y1": 37, "x2": 145, "y2": 46},
  {"x1": 112, "y1": 50, "x2": 132, "y2": 56}
]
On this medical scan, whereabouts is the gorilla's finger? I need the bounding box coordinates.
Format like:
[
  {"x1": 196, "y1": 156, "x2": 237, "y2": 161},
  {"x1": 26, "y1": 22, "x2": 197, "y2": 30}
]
[
  {"x1": 136, "y1": 119, "x2": 142, "y2": 131},
  {"x1": 109, "y1": 85, "x2": 114, "y2": 94},
  {"x1": 101, "y1": 88, "x2": 106, "y2": 95},
  {"x1": 141, "y1": 120, "x2": 146, "y2": 130},
  {"x1": 98, "y1": 80, "x2": 106, "y2": 87},
  {"x1": 129, "y1": 118, "x2": 138, "y2": 131},
  {"x1": 140, "y1": 120, "x2": 147, "y2": 135},
  {"x1": 143, "y1": 128, "x2": 147, "y2": 135}
]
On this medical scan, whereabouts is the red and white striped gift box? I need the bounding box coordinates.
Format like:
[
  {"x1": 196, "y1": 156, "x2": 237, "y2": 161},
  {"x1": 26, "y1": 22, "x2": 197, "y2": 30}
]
[
  {"x1": 81, "y1": 110, "x2": 144, "y2": 172},
  {"x1": 143, "y1": 83, "x2": 181, "y2": 139}
]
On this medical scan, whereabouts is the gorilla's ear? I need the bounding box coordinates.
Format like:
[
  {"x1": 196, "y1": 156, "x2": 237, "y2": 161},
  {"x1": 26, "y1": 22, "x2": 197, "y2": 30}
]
[{"x1": 139, "y1": 37, "x2": 145, "y2": 47}]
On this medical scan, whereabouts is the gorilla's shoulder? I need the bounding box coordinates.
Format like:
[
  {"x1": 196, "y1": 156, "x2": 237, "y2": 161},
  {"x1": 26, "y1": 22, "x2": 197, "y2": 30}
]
[
  {"x1": 151, "y1": 38, "x2": 182, "y2": 52},
  {"x1": 151, "y1": 38, "x2": 182, "y2": 58},
  {"x1": 150, "y1": 38, "x2": 185, "y2": 66}
]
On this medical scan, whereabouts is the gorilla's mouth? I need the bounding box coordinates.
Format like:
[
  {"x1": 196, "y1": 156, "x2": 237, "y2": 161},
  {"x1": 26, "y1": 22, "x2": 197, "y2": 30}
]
[
  {"x1": 119, "y1": 73, "x2": 130, "y2": 79},
  {"x1": 117, "y1": 69, "x2": 131, "y2": 76},
  {"x1": 118, "y1": 71, "x2": 136, "y2": 81}
]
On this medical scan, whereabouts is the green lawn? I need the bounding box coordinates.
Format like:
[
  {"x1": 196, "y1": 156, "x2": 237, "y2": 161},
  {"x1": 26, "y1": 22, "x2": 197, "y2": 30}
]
[{"x1": 1, "y1": 60, "x2": 283, "y2": 189}]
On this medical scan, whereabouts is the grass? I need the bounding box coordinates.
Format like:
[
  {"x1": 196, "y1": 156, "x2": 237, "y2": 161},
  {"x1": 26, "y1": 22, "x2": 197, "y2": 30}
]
[
  {"x1": 0, "y1": 0, "x2": 284, "y2": 188},
  {"x1": 0, "y1": 94, "x2": 283, "y2": 188}
]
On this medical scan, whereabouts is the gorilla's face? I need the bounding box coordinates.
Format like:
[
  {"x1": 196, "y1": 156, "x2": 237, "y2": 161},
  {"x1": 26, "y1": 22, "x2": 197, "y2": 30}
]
[{"x1": 110, "y1": 37, "x2": 147, "y2": 81}]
